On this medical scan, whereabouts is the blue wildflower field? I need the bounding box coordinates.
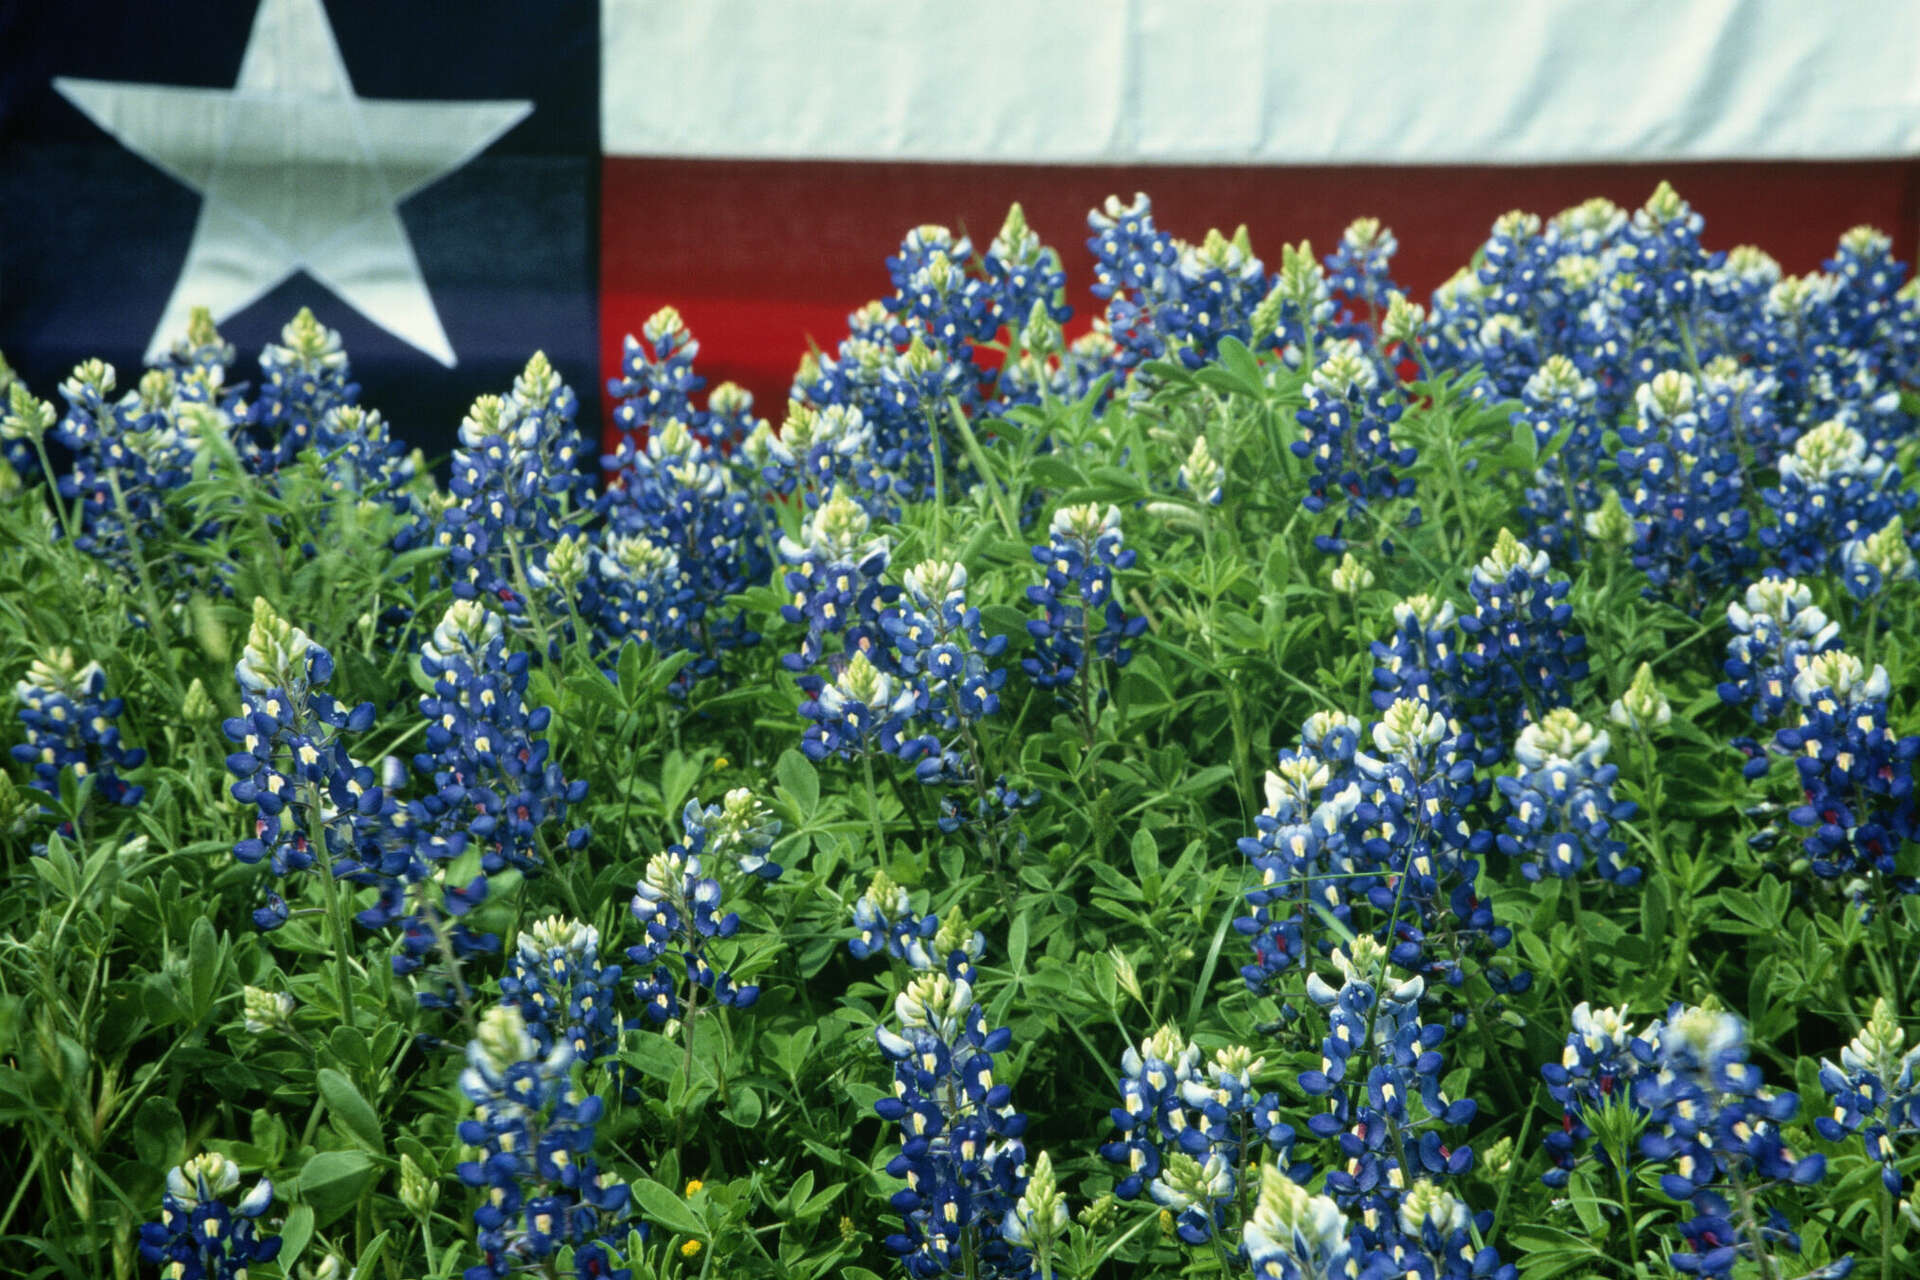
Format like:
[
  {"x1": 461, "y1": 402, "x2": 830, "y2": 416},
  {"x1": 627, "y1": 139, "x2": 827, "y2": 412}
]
[{"x1": 4, "y1": 182, "x2": 1920, "y2": 1280}]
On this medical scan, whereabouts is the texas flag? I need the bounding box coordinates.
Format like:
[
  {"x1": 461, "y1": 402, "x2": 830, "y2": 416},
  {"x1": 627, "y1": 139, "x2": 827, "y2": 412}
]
[{"x1": 5, "y1": 0, "x2": 1920, "y2": 456}]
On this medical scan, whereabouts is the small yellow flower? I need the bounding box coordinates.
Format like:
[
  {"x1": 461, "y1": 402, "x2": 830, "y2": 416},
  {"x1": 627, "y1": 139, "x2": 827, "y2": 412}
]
[
  {"x1": 1158, "y1": 1208, "x2": 1175, "y2": 1239},
  {"x1": 684, "y1": 1178, "x2": 704, "y2": 1197},
  {"x1": 712, "y1": 757, "x2": 729, "y2": 771},
  {"x1": 680, "y1": 1239, "x2": 703, "y2": 1259}
]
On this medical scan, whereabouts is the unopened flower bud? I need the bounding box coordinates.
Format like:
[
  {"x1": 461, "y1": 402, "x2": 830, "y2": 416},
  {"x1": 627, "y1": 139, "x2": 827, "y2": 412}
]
[
  {"x1": 241, "y1": 986, "x2": 296, "y2": 1035},
  {"x1": 1329, "y1": 552, "x2": 1373, "y2": 596},
  {"x1": 1609, "y1": 662, "x2": 1672, "y2": 733},
  {"x1": 399, "y1": 1153, "x2": 439, "y2": 1217},
  {"x1": 1381, "y1": 292, "x2": 1426, "y2": 347},
  {"x1": 1584, "y1": 490, "x2": 1634, "y2": 549},
  {"x1": 1110, "y1": 947, "x2": 1145, "y2": 1006},
  {"x1": 182, "y1": 678, "x2": 218, "y2": 725},
  {"x1": 1004, "y1": 1150, "x2": 1068, "y2": 1252}
]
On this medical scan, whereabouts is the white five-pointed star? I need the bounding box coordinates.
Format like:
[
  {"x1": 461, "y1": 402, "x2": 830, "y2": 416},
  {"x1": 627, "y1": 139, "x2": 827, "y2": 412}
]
[{"x1": 55, "y1": 0, "x2": 531, "y2": 367}]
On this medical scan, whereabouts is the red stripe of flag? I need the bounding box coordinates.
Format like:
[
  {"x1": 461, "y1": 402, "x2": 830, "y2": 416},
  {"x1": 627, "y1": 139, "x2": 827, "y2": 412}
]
[{"x1": 600, "y1": 157, "x2": 1920, "y2": 446}]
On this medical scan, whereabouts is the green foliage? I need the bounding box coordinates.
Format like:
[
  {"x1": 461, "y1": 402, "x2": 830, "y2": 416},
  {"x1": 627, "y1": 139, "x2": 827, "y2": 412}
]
[{"x1": 1, "y1": 327, "x2": 1916, "y2": 1280}]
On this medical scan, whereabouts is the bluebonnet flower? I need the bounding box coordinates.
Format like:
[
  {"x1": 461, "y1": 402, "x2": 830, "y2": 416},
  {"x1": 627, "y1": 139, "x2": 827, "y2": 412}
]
[
  {"x1": 1235, "y1": 732, "x2": 1364, "y2": 993},
  {"x1": 242, "y1": 308, "x2": 359, "y2": 474},
  {"x1": 850, "y1": 871, "x2": 938, "y2": 965},
  {"x1": 1323, "y1": 217, "x2": 1402, "y2": 324},
  {"x1": 431, "y1": 355, "x2": 594, "y2": 634},
  {"x1": 759, "y1": 400, "x2": 893, "y2": 515},
  {"x1": 593, "y1": 531, "x2": 695, "y2": 657},
  {"x1": 847, "y1": 873, "x2": 987, "y2": 980},
  {"x1": 221, "y1": 598, "x2": 386, "y2": 931},
  {"x1": 1163, "y1": 226, "x2": 1270, "y2": 367},
  {"x1": 1772, "y1": 650, "x2": 1919, "y2": 892},
  {"x1": 885, "y1": 225, "x2": 994, "y2": 351},
  {"x1": 1349, "y1": 698, "x2": 1510, "y2": 989},
  {"x1": 1717, "y1": 576, "x2": 1840, "y2": 737},
  {"x1": 301, "y1": 404, "x2": 417, "y2": 505},
  {"x1": 1539, "y1": 1001, "x2": 1656, "y2": 1188},
  {"x1": 600, "y1": 320, "x2": 771, "y2": 679},
  {"x1": 0, "y1": 353, "x2": 40, "y2": 480},
  {"x1": 779, "y1": 487, "x2": 896, "y2": 670},
  {"x1": 1840, "y1": 515, "x2": 1919, "y2": 600},
  {"x1": 1496, "y1": 709, "x2": 1639, "y2": 885},
  {"x1": 872, "y1": 970, "x2": 1032, "y2": 1277},
  {"x1": 1637, "y1": 1006, "x2": 1833, "y2": 1280},
  {"x1": 1610, "y1": 661, "x2": 1674, "y2": 737},
  {"x1": 1698, "y1": 355, "x2": 1791, "y2": 477},
  {"x1": 1818, "y1": 997, "x2": 1920, "y2": 1196},
  {"x1": 608, "y1": 305, "x2": 702, "y2": 436},
  {"x1": 1613, "y1": 181, "x2": 1718, "y2": 334},
  {"x1": 1292, "y1": 344, "x2": 1417, "y2": 554},
  {"x1": 1237, "y1": 695, "x2": 1514, "y2": 998},
  {"x1": 1099, "y1": 1024, "x2": 1302, "y2": 1245},
  {"x1": 627, "y1": 797, "x2": 768, "y2": 1022},
  {"x1": 1477, "y1": 210, "x2": 1552, "y2": 317},
  {"x1": 1760, "y1": 419, "x2": 1910, "y2": 576},
  {"x1": 1826, "y1": 225, "x2": 1909, "y2": 352},
  {"x1": 1250, "y1": 241, "x2": 1336, "y2": 371},
  {"x1": 870, "y1": 335, "x2": 973, "y2": 503},
  {"x1": 981, "y1": 203, "x2": 1072, "y2": 346},
  {"x1": 156, "y1": 306, "x2": 237, "y2": 389},
  {"x1": 1378, "y1": 292, "x2": 1428, "y2": 368},
  {"x1": 1419, "y1": 266, "x2": 1499, "y2": 389},
  {"x1": 384, "y1": 601, "x2": 587, "y2": 982},
  {"x1": 137, "y1": 1152, "x2": 280, "y2": 1280},
  {"x1": 1615, "y1": 370, "x2": 1754, "y2": 600},
  {"x1": 1369, "y1": 595, "x2": 1465, "y2": 715},
  {"x1": 456, "y1": 1005, "x2": 633, "y2": 1280},
  {"x1": 799, "y1": 650, "x2": 918, "y2": 763},
  {"x1": 1295, "y1": 940, "x2": 1505, "y2": 1280},
  {"x1": 1513, "y1": 355, "x2": 1605, "y2": 556},
  {"x1": 596, "y1": 391, "x2": 769, "y2": 686},
  {"x1": 682, "y1": 787, "x2": 782, "y2": 880},
  {"x1": 1086, "y1": 193, "x2": 1181, "y2": 373},
  {"x1": 1542, "y1": 1001, "x2": 1843, "y2": 1277},
  {"x1": 1023, "y1": 503, "x2": 1146, "y2": 707},
  {"x1": 885, "y1": 559, "x2": 1022, "y2": 835},
  {"x1": 1457, "y1": 529, "x2": 1589, "y2": 741},
  {"x1": 500, "y1": 916, "x2": 626, "y2": 1068},
  {"x1": 48, "y1": 359, "x2": 203, "y2": 571},
  {"x1": 1001, "y1": 1149, "x2": 1069, "y2": 1266},
  {"x1": 412, "y1": 597, "x2": 590, "y2": 877},
  {"x1": 11, "y1": 648, "x2": 146, "y2": 810},
  {"x1": 1327, "y1": 553, "x2": 1373, "y2": 598},
  {"x1": 1241, "y1": 1164, "x2": 1351, "y2": 1280}
]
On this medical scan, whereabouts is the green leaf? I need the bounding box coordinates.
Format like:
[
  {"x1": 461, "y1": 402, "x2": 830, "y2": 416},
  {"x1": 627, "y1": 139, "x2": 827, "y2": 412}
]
[
  {"x1": 278, "y1": 1204, "x2": 315, "y2": 1268},
  {"x1": 616, "y1": 639, "x2": 644, "y2": 696},
  {"x1": 297, "y1": 1150, "x2": 377, "y2": 1226},
  {"x1": 131, "y1": 1096, "x2": 185, "y2": 1172},
  {"x1": 1129, "y1": 827, "x2": 1159, "y2": 884},
  {"x1": 630, "y1": 1178, "x2": 706, "y2": 1239},
  {"x1": 775, "y1": 749, "x2": 820, "y2": 817},
  {"x1": 186, "y1": 916, "x2": 220, "y2": 1025},
  {"x1": 726, "y1": 1082, "x2": 763, "y2": 1127},
  {"x1": 1008, "y1": 909, "x2": 1030, "y2": 976},
  {"x1": 316, "y1": 1069, "x2": 385, "y2": 1154}
]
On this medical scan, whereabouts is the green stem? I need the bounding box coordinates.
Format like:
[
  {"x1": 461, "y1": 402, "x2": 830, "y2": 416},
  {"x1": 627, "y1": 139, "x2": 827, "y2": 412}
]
[
  {"x1": 860, "y1": 751, "x2": 890, "y2": 863},
  {"x1": 945, "y1": 396, "x2": 1019, "y2": 540},
  {"x1": 30, "y1": 434, "x2": 78, "y2": 546},
  {"x1": 1616, "y1": 1144, "x2": 1639, "y2": 1272},
  {"x1": 306, "y1": 792, "x2": 361, "y2": 1034}
]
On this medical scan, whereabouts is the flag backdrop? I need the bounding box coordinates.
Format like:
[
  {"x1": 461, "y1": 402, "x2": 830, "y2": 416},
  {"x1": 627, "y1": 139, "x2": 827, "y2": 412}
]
[{"x1": 5, "y1": 0, "x2": 1920, "y2": 459}]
